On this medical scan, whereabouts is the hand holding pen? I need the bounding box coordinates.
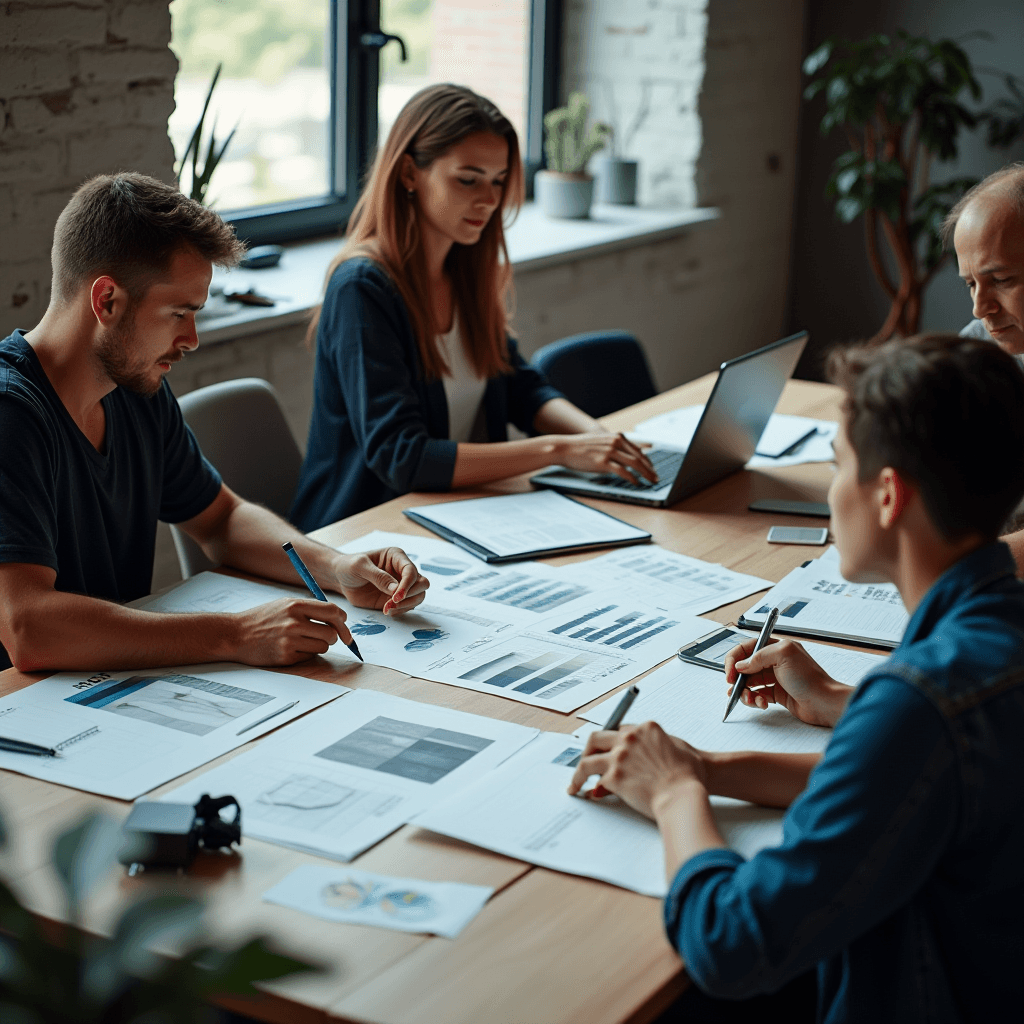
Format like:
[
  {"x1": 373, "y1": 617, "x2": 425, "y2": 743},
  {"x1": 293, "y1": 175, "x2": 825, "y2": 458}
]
[{"x1": 722, "y1": 606, "x2": 780, "y2": 722}]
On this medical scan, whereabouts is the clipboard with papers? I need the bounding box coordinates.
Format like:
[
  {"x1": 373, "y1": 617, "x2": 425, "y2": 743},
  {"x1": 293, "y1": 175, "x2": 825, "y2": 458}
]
[{"x1": 738, "y1": 547, "x2": 908, "y2": 649}]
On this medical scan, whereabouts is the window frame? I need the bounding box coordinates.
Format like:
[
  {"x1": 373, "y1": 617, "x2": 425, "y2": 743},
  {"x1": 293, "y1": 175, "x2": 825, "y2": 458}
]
[{"x1": 218, "y1": 0, "x2": 560, "y2": 246}]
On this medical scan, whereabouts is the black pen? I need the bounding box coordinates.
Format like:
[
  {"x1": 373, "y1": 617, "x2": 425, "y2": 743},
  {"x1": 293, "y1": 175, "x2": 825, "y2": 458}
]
[
  {"x1": 723, "y1": 605, "x2": 780, "y2": 722},
  {"x1": 0, "y1": 736, "x2": 58, "y2": 757},
  {"x1": 282, "y1": 542, "x2": 363, "y2": 662}
]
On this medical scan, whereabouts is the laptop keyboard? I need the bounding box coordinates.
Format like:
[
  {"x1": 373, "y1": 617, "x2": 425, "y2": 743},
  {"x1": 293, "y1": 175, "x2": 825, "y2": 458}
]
[{"x1": 595, "y1": 448, "x2": 684, "y2": 490}]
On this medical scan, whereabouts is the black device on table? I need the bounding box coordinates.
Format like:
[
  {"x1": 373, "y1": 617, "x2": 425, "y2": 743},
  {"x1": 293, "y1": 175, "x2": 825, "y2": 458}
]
[
  {"x1": 530, "y1": 331, "x2": 809, "y2": 507},
  {"x1": 749, "y1": 498, "x2": 831, "y2": 517}
]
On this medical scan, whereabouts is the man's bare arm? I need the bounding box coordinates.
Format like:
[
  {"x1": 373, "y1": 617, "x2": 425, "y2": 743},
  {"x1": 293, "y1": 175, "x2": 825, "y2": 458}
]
[{"x1": 0, "y1": 562, "x2": 349, "y2": 673}]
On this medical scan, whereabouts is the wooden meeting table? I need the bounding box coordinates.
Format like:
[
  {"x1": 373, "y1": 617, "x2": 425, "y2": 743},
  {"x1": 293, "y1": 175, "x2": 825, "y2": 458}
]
[{"x1": 0, "y1": 375, "x2": 846, "y2": 1024}]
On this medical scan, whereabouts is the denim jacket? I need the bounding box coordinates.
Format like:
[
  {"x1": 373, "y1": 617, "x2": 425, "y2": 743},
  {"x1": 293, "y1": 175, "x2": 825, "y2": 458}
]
[
  {"x1": 664, "y1": 542, "x2": 1024, "y2": 1023},
  {"x1": 290, "y1": 258, "x2": 562, "y2": 530}
]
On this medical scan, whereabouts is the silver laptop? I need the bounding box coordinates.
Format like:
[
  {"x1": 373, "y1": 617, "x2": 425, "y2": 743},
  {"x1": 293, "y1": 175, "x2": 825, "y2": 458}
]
[{"x1": 530, "y1": 331, "x2": 809, "y2": 507}]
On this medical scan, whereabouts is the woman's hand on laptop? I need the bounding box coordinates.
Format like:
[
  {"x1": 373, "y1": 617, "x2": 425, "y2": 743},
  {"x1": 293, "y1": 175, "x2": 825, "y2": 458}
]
[
  {"x1": 724, "y1": 637, "x2": 854, "y2": 728},
  {"x1": 548, "y1": 432, "x2": 658, "y2": 484}
]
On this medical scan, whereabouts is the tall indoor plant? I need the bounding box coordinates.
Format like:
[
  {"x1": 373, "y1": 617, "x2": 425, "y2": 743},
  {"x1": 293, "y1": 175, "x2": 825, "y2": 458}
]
[{"x1": 803, "y1": 32, "x2": 981, "y2": 342}]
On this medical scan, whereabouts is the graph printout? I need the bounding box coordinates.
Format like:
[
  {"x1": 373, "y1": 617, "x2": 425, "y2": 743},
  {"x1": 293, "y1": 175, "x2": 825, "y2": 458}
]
[
  {"x1": 160, "y1": 688, "x2": 538, "y2": 861},
  {"x1": 417, "y1": 733, "x2": 790, "y2": 898},
  {"x1": 562, "y1": 545, "x2": 771, "y2": 615},
  {"x1": 422, "y1": 605, "x2": 711, "y2": 713},
  {"x1": 0, "y1": 665, "x2": 343, "y2": 799}
]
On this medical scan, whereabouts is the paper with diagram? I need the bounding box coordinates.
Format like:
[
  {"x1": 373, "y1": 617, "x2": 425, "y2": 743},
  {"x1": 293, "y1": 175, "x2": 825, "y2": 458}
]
[
  {"x1": 417, "y1": 733, "x2": 789, "y2": 898},
  {"x1": 578, "y1": 642, "x2": 886, "y2": 752},
  {"x1": 263, "y1": 864, "x2": 493, "y2": 938},
  {"x1": 739, "y1": 550, "x2": 908, "y2": 648},
  {"x1": 160, "y1": 688, "x2": 538, "y2": 861},
  {"x1": 0, "y1": 665, "x2": 344, "y2": 800},
  {"x1": 140, "y1": 568, "x2": 713, "y2": 713},
  {"x1": 561, "y1": 545, "x2": 771, "y2": 615},
  {"x1": 630, "y1": 406, "x2": 839, "y2": 468}
]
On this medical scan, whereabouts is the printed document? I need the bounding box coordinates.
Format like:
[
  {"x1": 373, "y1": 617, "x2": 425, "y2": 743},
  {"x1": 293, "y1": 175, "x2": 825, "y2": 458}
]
[
  {"x1": 741, "y1": 548, "x2": 908, "y2": 647},
  {"x1": 263, "y1": 864, "x2": 492, "y2": 938},
  {"x1": 578, "y1": 642, "x2": 886, "y2": 752},
  {"x1": 417, "y1": 733, "x2": 790, "y2": 898},
  {"x1": 631, "y1": 405, "x2": 839, "y2": 468},
  {"x1": 160, "y1": 688, "x2": 538, "y2": 861},
  {"x1": 406, "y1": 490, "x2": 649, "y2": 558},
  {"x1": 141, "y1": 568, "x2": 713, "y2": 713},
  {"x1": 561, "y1": 545, "x2": 771, "y2": 615},
  {"x1": 0, "y1": 665, "x2": 344, "y2": 799}
]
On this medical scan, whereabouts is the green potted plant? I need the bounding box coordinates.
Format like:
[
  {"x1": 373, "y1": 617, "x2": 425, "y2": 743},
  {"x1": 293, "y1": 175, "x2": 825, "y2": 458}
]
[
  {"x1": 536, "y1": 93, "x2": 612, "y2": 219},
  {"x1": 177, "y1": 63, "x2": 238, "y2": 207},
  {"x1": 0, "y1": 810, "x2": 317, "y2": 1022},
  {"x1": 803, "y1": 31, "x2": 983, "y2": 342}
]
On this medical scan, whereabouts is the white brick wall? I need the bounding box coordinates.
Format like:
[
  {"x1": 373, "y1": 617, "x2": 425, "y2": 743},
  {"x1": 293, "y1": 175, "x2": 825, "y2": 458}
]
[
  {"x1": 563, "y1": 0, "x2": 709, "y2": 207},
  {"x1": 0, "y1": 0, "x2": 177, "y2": 337}
]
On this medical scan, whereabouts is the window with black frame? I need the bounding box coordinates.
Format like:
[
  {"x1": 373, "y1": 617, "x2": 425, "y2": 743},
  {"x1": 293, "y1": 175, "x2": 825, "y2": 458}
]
[{"x1": 168, "y1": 0, "x2": 558, "y2": 246}]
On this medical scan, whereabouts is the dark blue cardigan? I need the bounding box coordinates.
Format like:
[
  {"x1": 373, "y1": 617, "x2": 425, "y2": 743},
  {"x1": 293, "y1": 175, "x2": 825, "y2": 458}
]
[{"x1": 290, "y1": 257, "x2": 563, "y2": 530}]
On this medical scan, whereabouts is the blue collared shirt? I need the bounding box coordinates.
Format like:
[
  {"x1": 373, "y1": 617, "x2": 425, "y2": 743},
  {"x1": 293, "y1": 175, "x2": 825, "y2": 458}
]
[{"x1": 665, "y1": 542, "x2": 1024, "y2": 1023}]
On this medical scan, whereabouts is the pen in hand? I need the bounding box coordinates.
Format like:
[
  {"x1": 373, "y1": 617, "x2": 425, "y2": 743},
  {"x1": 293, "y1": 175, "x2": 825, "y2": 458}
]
[
  {"x1": 282, "y1": 542, "x2": 363, "y2": 662},
  {"x1": 723, "y1": 605, "x2": 780, "y2": 722},
  {"x1": 577, "y1": 684, "x2": 640, "y2": 799}
]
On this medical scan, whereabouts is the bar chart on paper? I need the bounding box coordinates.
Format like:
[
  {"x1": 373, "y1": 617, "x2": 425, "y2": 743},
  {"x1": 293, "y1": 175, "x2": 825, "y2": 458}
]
[
  {"x1": 443, "y1": 569, "x2": 593, "y2": 614},
  {"x1": 430, "y1": 604, "x2": 710, "y2": 713}
]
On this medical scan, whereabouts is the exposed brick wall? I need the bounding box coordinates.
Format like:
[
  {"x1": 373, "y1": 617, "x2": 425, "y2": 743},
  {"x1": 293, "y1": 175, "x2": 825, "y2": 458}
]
[{"x1": 0, "y1": 0, "x2": 177, "y2": 337}]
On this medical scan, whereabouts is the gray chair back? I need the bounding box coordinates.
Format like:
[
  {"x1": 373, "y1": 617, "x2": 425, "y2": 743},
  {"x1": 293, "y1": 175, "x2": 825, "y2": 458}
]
[{"x1": 170, "y1": 378, "x2": 303, "y2": 579}]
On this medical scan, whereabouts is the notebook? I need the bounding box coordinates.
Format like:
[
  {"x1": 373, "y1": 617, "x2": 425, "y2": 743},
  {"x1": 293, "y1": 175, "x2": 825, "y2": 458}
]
[{"x1": 403, "y1": 491, "x2": 651, "y2": 563}]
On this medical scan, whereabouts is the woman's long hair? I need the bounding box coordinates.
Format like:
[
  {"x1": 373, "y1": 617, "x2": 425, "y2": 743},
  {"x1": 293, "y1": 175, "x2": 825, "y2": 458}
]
[{"x1": 307, "y1": 84, "x2": 524, "y2": 378}]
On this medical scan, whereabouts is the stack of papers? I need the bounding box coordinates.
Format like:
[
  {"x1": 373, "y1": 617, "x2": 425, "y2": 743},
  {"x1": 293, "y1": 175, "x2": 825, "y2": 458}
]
[
  {"x1": 160, "y1": 688, "x2": 538, "y2": 861},
  {"x1": 0, "y1": 665, "x2": 343, "y2": 799},
  {"x1": 739, "y1": 547, "x2": 908, "y2": 648},
  {"x1": 631, "y1": 406, "x2": 839, "y2": 469}
]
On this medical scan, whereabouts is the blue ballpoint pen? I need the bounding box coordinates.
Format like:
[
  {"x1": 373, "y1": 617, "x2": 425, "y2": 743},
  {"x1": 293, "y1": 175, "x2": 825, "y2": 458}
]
[{"x1": 282, "y1": 542, "x2": 363, "y2": 661}]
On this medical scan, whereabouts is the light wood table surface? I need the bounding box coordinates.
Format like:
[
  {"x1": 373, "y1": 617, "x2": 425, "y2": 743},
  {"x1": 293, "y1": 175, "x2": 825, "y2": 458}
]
[{"x1": 0, "y1": 374, "x2": 844, "y2": 1024}]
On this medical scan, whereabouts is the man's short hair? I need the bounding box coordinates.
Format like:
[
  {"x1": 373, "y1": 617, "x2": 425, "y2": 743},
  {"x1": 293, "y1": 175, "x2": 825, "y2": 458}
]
[
  {"x1": 828, "y1": 333, "x2": 1024, "y2": 541},
  {"x1": 52, "y1": 172, "x2": 246, "y2": 303},
  {"x1": 941, "y1": 162, "x2": 1024, "y2": 248}
]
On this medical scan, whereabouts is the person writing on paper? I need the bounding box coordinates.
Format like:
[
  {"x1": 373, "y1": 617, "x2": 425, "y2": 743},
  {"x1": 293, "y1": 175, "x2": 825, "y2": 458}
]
[
  {"x1": 944, "y1": 163, "x2": 1024, "y2": 569},
  {"x1": 568, "y1": 335, "x2": 1024, "y2": 1021},
  {"x1": 0, "y1": 173, "x2": 428, "y2": 674},
  {"x1": 289, "y1": 84, "x2": 655, "y2": 531}
]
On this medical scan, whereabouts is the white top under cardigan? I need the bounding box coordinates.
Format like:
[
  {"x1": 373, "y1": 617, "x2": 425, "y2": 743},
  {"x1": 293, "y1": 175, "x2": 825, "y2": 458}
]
[{"x1": 436, "y1": 315, "x2": 488, "y2": 442}]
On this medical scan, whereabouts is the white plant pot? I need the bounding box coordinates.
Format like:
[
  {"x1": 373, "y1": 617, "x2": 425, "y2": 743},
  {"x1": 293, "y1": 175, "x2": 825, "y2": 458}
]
[
  {"x1": 594, "y1": 157, "x2": 638, "y2": 205},
  {"x1": 535, "y1": 170, "x2": 594, "y2": 219}
]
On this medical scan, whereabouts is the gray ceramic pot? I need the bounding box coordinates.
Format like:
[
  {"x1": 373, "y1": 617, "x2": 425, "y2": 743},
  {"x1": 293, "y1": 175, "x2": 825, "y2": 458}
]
[
  {"x1": 594, "y1": 158, "x2": 638, "y2": 205},
  {"x1": 535, "y1": 170, "x2": 594, "y2": 219}
]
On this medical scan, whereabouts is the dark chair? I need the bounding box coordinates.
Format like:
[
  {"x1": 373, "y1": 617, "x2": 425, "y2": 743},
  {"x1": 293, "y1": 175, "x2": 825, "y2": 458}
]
[{"x1": 531, "y1": 330, "x2": 657, "y2": 419}]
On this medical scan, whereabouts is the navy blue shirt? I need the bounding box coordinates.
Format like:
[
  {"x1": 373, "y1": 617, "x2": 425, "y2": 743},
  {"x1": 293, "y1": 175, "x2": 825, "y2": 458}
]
[
  {"x1": 290, "y1": 258, "x2": 563, "y2": 530},
  {"x1": 665, "y1": 542, "x2": 1024, "y2": 1022},
  {"x1": 0, "y1": 331, "x2": 221, "y2": 669}
]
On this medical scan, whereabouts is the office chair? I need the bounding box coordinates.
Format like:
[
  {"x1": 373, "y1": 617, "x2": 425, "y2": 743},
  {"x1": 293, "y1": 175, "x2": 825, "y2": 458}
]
[
  {"x1": 531, "y1": 330, "x2": 657, "y2": 419},
  {"x1": 170, "y1": 378, "x2": 303, "y2": 579}
]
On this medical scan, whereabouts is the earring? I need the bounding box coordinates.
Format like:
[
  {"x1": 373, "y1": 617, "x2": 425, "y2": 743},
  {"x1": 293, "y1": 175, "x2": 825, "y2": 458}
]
[{"x1": 407, "y1": 188, "x2": 415, "y2": 199}]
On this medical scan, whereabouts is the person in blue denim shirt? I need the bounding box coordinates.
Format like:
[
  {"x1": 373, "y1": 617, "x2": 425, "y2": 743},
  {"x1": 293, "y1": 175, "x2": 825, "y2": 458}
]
[{"x1": 568, "y1": 334, "x2": 1024, "y2": 1023}]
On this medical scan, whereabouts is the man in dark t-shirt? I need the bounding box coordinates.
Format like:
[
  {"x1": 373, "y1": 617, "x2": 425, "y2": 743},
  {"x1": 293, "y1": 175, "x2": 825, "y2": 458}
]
[{"x1": 0, "y1": 173, "x2": 428, "y2": 672}]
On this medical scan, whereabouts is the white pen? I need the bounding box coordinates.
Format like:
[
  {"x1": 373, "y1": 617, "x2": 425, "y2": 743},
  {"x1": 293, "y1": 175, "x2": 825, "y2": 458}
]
[{"x1": 236, "y1": 700, "x2": 299, "y2": 736}]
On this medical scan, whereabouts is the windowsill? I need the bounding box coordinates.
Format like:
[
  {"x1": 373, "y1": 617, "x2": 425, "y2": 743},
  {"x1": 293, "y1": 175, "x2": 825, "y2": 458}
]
[{"x1": 198, "y1": 202, "x2": 719, "y2": 345}]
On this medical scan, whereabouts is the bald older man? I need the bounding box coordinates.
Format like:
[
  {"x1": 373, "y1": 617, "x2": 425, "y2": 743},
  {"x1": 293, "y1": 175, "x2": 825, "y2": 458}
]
[{"x1": 945, "y1": 163, "x2": 1024, "y2": 566}]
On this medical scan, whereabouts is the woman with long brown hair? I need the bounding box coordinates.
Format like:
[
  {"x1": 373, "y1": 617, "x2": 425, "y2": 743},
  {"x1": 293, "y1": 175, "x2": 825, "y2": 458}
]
[{"x1": 290, "y1": 84, "x2": 655, "y2": 530}]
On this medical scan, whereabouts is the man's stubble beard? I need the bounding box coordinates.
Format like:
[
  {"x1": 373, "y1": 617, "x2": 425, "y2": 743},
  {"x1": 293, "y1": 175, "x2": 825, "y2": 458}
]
[{"x1": 95, "y1": 303, "x2": 162, "y2": 397}]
